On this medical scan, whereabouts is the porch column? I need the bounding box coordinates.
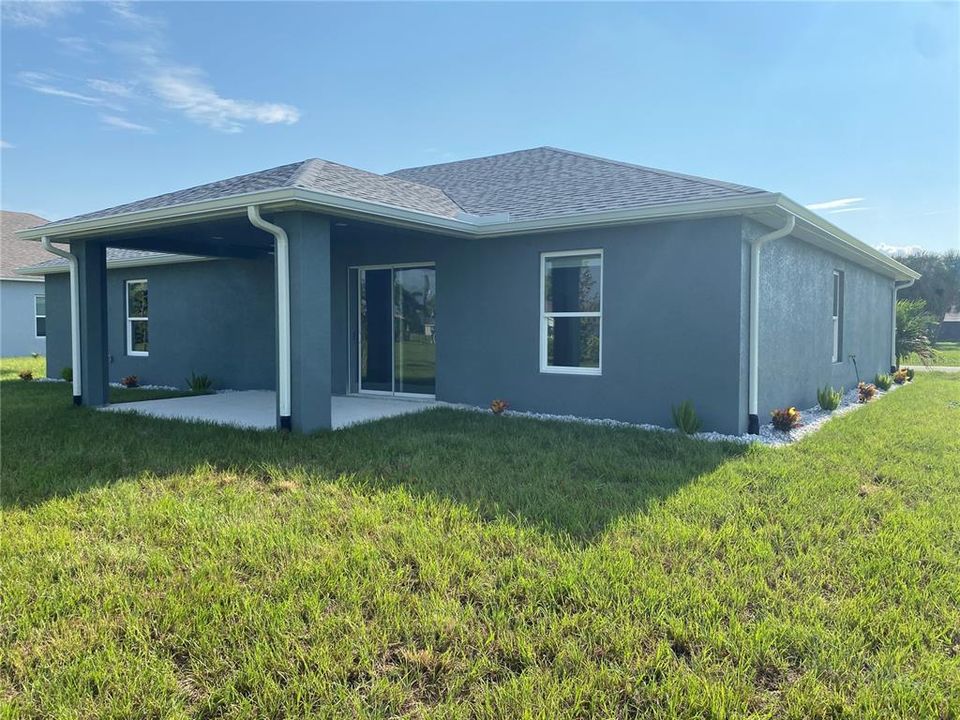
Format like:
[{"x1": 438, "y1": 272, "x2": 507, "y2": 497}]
[
  {"x1": 273, "y1": 212, "x2": 332, "y2": 432},
  {"x1": 71, "y1": 240, "x2": 109, "y2": 406}
]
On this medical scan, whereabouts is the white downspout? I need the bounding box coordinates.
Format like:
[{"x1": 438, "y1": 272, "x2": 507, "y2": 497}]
[
  {"x1": 891, "y1": 278, "x2": 916, "y2": 370},
  {"x1": 247, "y1": 205, "x2": 291, "y2": 429},
  {"x1": 41, "y1": 236, "x2": 82, "y2": 404},
  {"x1": 747, "y1": 214, "x2": 796, "y2": 434}
]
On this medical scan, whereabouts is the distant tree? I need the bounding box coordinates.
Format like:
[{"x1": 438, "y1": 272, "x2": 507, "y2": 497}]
[
  {"x1": 894, "y1": 250, "x2": 960, "y2": 321},
  {"x1": 896, "y1": 298, "x2": 939, "y2": 366}
]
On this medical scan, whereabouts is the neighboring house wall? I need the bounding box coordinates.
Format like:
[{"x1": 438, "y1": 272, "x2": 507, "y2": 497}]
[
  {"x1": 331, "y1": 216, "x2": 746, "y2": 433},
  {"x1": 748, "y1": 219, "x2": 894, "y2": 422},
  {"x1": 45, "y1": 258, "x2": 275, "y2": 388},
  {"x1": 0, "y1": 279, "x2": 46, "y2": 357}
]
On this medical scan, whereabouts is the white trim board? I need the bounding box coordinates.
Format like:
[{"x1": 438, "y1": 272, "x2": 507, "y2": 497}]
[{"x1": 14, "y1": 188, "x2": 918, "y2": 282}]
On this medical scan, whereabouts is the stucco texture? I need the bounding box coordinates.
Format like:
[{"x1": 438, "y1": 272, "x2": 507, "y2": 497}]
[{"x1": 1, "y1": 279, "x2": 46, "y2": 357}]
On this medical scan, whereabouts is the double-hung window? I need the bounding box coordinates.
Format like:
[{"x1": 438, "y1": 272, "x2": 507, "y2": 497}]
[
  {"x1": 832, "y1": 270, "x2": 844, "y2": 363},
  {"x1": 126, "y1": 279, "x2": 149, "y2": 356},
  {"x1": 34, "y1": 295, "x2": 46, "y2": 338},
  {"x1": 540, "y1": 250, "x2": 602, "y2": 374}
]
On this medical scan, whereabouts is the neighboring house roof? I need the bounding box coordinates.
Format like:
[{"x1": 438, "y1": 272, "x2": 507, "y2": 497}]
[
  {"x1": 943, "y1": 307, "x2": 960, "y2": 323},
  {"x1": 387, "y1": 147, "x2": 766, "y2": 220},
  {"x1": 22, "y1": 248, "x2": 208, "y2": 275},
  {"x1": 1, "y1": 211, "x2": 52, "y2": 279},
  {"x1": 15, "y1": 146, "x2": 919, "y2": 281}
]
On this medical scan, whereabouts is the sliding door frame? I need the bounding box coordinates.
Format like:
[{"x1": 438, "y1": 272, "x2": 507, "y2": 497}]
[{"x1": 351, "y1": 261, "x2": 436, "y2": 399}]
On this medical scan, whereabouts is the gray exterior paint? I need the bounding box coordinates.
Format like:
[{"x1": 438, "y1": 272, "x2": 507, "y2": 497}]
[
  {"x1": 41, "y1": 211, "x2": 899, "y2": 435},
  {"x1": 0, "y1": 279, "x2": 46, "y2": 357},
  {"x1": 45, "y1": 257, "x2": 276, "y2": 390},
  {"x1": 748, "y1": 218, "x2": 895, "y2": 421}
]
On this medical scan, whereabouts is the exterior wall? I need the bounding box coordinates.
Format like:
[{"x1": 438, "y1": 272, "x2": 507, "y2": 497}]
[
  {"x1": 0, "y1": 279, "x2": 46, "y2": 357},
  {"x1": 749, "y1": 218, "x2": 895, "y2": 421},
  {"x1": 332, "y1": 216, "x2": 747, "y2": 434},
  {"x1": 45, "y1": 257, "x2": 275, "y2": 389}
]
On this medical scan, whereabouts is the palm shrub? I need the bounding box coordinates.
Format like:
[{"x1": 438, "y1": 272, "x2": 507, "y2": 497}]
[
  {"x1": 186, "y1": 372, "x2": 214, "y2": 393},
  {"x1": 671, "y1": 401, "x2": 701, "y2": 435},
  {"x1": 896, "y1": 298, "x2": 939, "y2": 365},
  {"x1": 817, "y1": 385, "x2": 843, "y2": 412},
  {"x1": 874, "y1": 373, "x2": 893, "y2": 391}
]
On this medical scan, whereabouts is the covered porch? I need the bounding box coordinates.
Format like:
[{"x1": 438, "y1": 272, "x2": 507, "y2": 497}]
[
  {"x1": 45, "y1": 205, "x2": 445, "y2": 433},
  {"x1": 102, "y1": 391, "x2": 442, "y2": 430}
]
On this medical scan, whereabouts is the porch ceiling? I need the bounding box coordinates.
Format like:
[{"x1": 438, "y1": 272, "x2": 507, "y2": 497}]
[{"x1": 95, "y1": 215, "x2": 275, "y2": 259}]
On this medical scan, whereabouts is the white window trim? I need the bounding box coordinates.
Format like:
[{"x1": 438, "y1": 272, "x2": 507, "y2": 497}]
[
  {"x1": 34, "y1": 294, "x2": 46, "y2": 339},
  {"x1": 126, "y1": 278, "x2": 149, "y2": 357},
  {"x1": 832, "y1": 270, "x2": 842, "y2": 363},
  {"x1": 539, "y1": 249, "x2": 603, "y2": 376}
]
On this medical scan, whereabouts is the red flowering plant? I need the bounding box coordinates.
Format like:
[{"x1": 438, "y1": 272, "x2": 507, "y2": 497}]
[
  {"x1": 490, "y1": 399, "x2": 509, "y2": 415},
  {"x1": 770, "y1": 406, "x2": 802, "y2": 432},
  {"x1": 121, "y1": 375, "x2": 139, "y2": 388}
]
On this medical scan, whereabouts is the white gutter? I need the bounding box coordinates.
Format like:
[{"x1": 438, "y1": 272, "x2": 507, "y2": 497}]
[
  {"x1": 40, "y1": 237, "x2": 82, "y2": 403},
  {"x1": 246, "y1": 206, "x2": 291, "y2": 430},
  {"x1": 891, "y1": 278, "x2": 916, "y2": 369},
  {"x1": 15, "y1": 189, "x2": 918, "y2": 281},
  {"x1": 747, "y1": 214, "x2": 796, "y2": 434}
]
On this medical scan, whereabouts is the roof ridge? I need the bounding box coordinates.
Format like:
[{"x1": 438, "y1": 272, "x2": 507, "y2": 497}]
[
  {"x1": 539, "y1": 147, "x2": 763, "y2": 195},
  {"x1": 387, "y1": 147, "x2": 555, "y2": 176},
  {"x1": 296, "y1": 157, "x2": 469, "y2": 215}
]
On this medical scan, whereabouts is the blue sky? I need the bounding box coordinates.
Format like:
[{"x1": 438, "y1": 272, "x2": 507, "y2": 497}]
[{"x1": 2, "y1": 1, "x2": 958, "y2": 253}]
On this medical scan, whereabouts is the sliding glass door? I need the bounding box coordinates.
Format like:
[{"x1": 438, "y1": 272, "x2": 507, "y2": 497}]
[{"x1": 359, "y1": 265, "x2": 436, "y2": 396}]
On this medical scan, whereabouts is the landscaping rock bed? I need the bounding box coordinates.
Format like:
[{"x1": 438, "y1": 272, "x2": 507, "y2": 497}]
[{"x1": 469, "y1": 383, "x2": 903, "y2": 447}]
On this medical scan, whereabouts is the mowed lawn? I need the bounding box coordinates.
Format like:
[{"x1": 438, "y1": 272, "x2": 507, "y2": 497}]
[
  {"x1": 907, "y1": 340, "x2": 960, "y2": 367},
  {"x1": 1, "y1": 359, "x2": 958, "y2": 719}
]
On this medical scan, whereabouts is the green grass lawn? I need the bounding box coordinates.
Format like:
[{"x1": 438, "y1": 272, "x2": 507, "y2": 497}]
[
  {"x1": 2, "y1": 357, "x2": 958, "y2": 718},
  {"x1": 906, "y1": 340, "x2": 960, "y2": 367}
]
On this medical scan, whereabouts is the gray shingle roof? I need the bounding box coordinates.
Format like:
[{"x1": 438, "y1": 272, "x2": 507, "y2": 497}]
[
  {"x1": 33, "y1": 147, "x2": 769, "y2": 232},
  {"x1": 1, "y1": 211, "x2": 52, "y2": 278},
  {"x1": 50, "y1": 159, "x2": 464, "y2": 226},
  {"x1": 387, "y1": 147, "x2": 766, "y2": 220}
]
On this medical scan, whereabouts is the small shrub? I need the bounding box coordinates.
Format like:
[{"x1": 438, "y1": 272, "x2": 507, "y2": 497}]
[
  {"x1": 18, "y1": 370, "x2": 33, "y2": 382},
  {"x1": 30, "y1": 352, "x2": 40, "y2": 359},
  {"x1": 857, "y1": 382, "x2": 877, "y2": 403},
  {"x1": 906, "y1": 368, "x2": 915, "y2": 381},
  {"x1": 60, "y1": 367, "x2": 73, "y2": 382},
  {"x1": 817, "y1": 385, "x2": 843, "y2": 412},
  {"x1": 121, "y1": 375, "x2": 139, "y2": 388},
  {"x1": 771, "y1": 406, "x2": 802, "y2": 431},
  {"x1": 490, "y1": 399, "x2": 509, "y2": 415},
  {"x1": 892, "y1": 368, "x2": 909, "y2": 385},
  {"x1": 187, "y1": 372, "x2": 213, "y2": 393},
  {"x1": 874, "y1": 373, "x2": 892, "y2": 391},
  {"x1": 671, "y1": 401, "x2": 701, "y2": 435}
]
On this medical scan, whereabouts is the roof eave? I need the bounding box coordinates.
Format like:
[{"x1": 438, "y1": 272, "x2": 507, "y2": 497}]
[{"x1": 14, "y1": 186, "x2": 917, "y2": 281}]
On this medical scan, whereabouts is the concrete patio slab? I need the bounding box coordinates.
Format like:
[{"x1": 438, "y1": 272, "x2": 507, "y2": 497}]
[{"x1": 100, "y1": 391, "x2": 440, "y2": 430}]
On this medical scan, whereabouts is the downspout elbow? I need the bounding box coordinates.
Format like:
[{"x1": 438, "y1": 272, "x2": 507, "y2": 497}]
[{"x1": 41, "y1": 236, "x2": 82, "y2": 403}]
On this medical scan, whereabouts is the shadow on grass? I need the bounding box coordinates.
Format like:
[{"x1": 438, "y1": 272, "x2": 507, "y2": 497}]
[{"x1": 1, "y1": 380, "x2": 748, "y2": 540}]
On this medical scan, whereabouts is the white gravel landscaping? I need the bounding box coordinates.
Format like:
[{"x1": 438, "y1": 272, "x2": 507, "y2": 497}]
[{"x1": 468, "y1": 382, "x2": 906, "y2": 447}]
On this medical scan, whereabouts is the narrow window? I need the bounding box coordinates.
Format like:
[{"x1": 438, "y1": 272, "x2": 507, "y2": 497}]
[
  {"x1": 34, "y1": 295, "x2": 46, "y2": 338},
  {"x1": 540, "y1": 250, "x2": 602, "y2": 374},
  {"x1": 832, "y1": 270, "x2": 844, "y2": 363},
  {"x1": 126, "y1": 279, "x2": 149, "y2": 356}
]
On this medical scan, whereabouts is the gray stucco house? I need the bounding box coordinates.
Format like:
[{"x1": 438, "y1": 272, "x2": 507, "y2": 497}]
[
  {"x1": 1, "y1": 211, "x2": 51, "y2": 357},
  {"x1": 18, "y1": 147, "x2": 918, "y2": 434}
]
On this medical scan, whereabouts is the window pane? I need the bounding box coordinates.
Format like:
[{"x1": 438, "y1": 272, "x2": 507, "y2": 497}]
[
  {"x1": 130, "y1": 320, "x2": 149, "y2": 353},
  {"x1": 36, "y1": 317, "x2": 46, "y2": 338},
  {"x1": 547, "y1": 316, "x2": 600, "y2": 369},
  {"x1": 128, "y1": 282, "x2": 148, "y2": 318},
  {"x1": 544, "y1": 254, "x2": 601, "y2": 313},
  {"x1": 832, "y1": 273, "x2": 840, "y2": 317},
  {"x1": 35, "y1": 296, "x2": 45, "y2": 316},
  {"x1": 394, "y1": 267, "x2": 436, "y2": 395}
]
